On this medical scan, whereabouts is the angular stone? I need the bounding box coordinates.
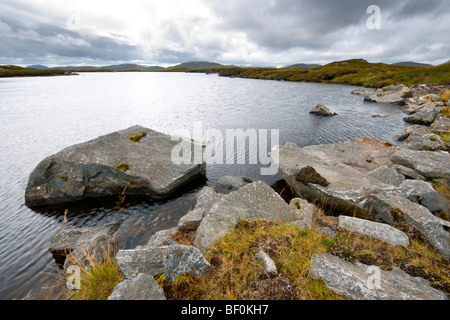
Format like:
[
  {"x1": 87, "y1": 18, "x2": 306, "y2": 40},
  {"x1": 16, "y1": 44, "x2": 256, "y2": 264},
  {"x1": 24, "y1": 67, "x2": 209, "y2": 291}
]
[
  {"x1": 392, "y1": 164, "x2": 426, "y2": 181},
  {"x1": 255, "y1": 247, "x2": 277, "y2": 276},
  {"x1": 276, "y1": 141, "x2": 393, "y2": 219},
  {"x1": 310, "y1": 254, "x2": 448, "y2": 300},
  {"x1": 144, "y1": 227, "x2": 179, "y2": 248},
  {"x1": 309, "y1": 104, "x2": 337, "y2": 116},
  {"x1": 25, "y1": 125, "x2": 206, "y2": 208},
  {"x1": 390, "y1": 149, "x2": 450, "y2": 179},
  {"x1": 191, "y1": 186, "x2": 222, "y2": 215},
  {"x1": 337, "y1": 216, "x2": 410, "y2": 247},
  {"x1": 49, "y1": 221, "x2": 122, "y2": 267},
  {"x1": 403, "y1": 108, "x2": 440, "y2": 125},
  {"x1": 367, "y1": 165, "x2": 405, "y2": 186},
  {"x1": 367, "y1": 194, "x2": 450, "y2": 259},
  {"x1": 289, "y1": 198, "x2": 321, "y2": 228},
  {"x1": 108, "y1": 273, "x2": 166, "y2": 300},
  {"x1": 195, "y1": 181, "x2": 297, "y2": 252},
  {"x1": 178, "y1": 208, "x2": 204, "y2": 231},
  {"x1": 116, "y1": 245, "x2": 211, "y2": 282}
]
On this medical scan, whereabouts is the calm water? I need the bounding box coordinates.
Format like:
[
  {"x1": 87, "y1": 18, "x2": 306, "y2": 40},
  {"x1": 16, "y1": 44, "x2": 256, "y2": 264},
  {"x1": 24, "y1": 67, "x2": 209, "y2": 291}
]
[{"x1": 0, "y1": 72, "x2": 408, "y2": 299}]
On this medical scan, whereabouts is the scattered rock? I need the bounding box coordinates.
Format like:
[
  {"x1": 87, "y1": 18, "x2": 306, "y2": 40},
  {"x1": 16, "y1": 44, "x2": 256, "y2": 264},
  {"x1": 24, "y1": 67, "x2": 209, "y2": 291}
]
[
  {"x1": 116, "y1": 245, "x2": 211, "y2": 282},
  {"x1": 403, "y1": 108, "x2": 440, "y2": 125},
  {"x1": 337, "y1": 216, "x2": 410, "y2": 247},
  {"x1": 367, "y1": 165, "x2": 405, "y2": 186},
  {"x1": 276, "y1": 141, "x2": 393, "y2": 219},
  {"x1": 289, "y1": 198, "x2": 321, "y2": 228},
  {"x1": 318, "y1": 216, "x2": 338, "y2": 231},
  {"x1": 390, "y1": 149, "x2": 450, "y2": 179},
  {"x1": 25, "y1": 125, "x2": 206, "y2": 208},
  {"x1": 317, "y1": 227, "x2": 335, "y2": 238},
  {"x1": 143, "y1": 227, "x2": 179, "y2": 248},
  {"x1": 108, "y1": 273, "x2": 166, "y2": 300},
  {"x1": 310, "y1": 254, "x2": 448, "y2": 300},
  {"x1": 309, "y1": 104, "x2": 337, "y2": 116},
  {"x1": 213, "y1": 176, "x2": 252, "y2": 194},
  {"x1": 49, "y1": 221, "x2": 122, "y2": 268},
  {"x1": 392, "y1": 164, "x2": 426, "y2": 181},
  {"x1": 367, "y1": 194, "x2": 450, "y2": 259},
  {"x1": 255, "y1": 247, "x2": 278, "y2": 276}
]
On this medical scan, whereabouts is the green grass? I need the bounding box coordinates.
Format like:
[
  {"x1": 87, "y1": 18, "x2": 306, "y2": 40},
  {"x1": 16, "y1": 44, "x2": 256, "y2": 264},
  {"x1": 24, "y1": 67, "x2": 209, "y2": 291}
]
[
  {"x1": 0, "y1": 65, "x2": 71, "y2": 78},
  {"x1": 157, "y1": 219, "x2": 449, "y2": 300},
  {"x1": 193, "y1": 59, "x2": 450, "y2": 88}
]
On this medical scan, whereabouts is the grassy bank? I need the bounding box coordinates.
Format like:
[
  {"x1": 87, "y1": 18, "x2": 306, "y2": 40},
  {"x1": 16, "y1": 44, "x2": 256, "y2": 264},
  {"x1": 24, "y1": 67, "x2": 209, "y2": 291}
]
[
  {"x1": 0, "y1": 65, "x2": 74, "y2": 78},
  {"x1": 193, "y1": 59, "x2": 450, "y2": 88}
]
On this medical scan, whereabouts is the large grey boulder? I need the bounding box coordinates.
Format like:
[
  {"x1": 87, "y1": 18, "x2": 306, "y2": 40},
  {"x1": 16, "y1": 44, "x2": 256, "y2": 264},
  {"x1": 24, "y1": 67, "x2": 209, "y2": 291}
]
[
  {"x1": 25, "y1": 125, "x2": 206, "y2": 208},
  {"x1": 392, "y1": 164, "x2": 426, "y2": 181},
  {"x1": 337, "y1": 216, "x2": 410, "y2": 247},
  {"x1": 310, "y1": 254, "x2": 448, "y2": 300},
  {"x1": 390, "y1": 149, "x2": 450, "y2": 179},
  {"x1": 195, "y1": 181, "x2": 298, "y2": 252},
  {"x1": 309, "y1": 104, "x2": 337, "y2": 116},
  {"x1": 49, "y1": 221, "x2": 122, "y2": 268},
  {"x1": 403, "y1": 108, "x2": 440, "y2": 125},
  {"x1": 116, "y1": 244, "x2": 211, "y2": 282},
  {"x1": 108, "y1": 273, "x2": 166, "y2": 300},
  {"x1": 367, "y1": 194, "x2": 450, "y2": 259}
]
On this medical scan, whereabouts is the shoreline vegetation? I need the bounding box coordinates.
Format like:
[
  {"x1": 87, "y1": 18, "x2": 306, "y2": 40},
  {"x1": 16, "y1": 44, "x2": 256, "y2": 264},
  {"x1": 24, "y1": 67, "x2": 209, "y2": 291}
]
[{"x1": 2, "y1": 59, "x2": 450, "y2": 88}]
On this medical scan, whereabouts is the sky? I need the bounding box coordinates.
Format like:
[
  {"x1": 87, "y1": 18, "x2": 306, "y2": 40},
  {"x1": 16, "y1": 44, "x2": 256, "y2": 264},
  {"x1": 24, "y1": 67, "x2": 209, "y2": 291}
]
[{"x1": 0, "y1": 0, "x2": 449, "y2": 67}]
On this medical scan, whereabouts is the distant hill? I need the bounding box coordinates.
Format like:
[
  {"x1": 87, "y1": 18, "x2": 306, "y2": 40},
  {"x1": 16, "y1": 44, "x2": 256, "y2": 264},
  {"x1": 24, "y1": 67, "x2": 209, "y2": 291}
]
[
  {"x1": 392, "y1": 61, "x2": 433, "y2": 67},
  {"x1": 283, "y1": 63, "x2": 321, "y2": 68},
  {"x1": 99, "y1": 64, "x2": 164, "y2": 71},
  {"x1": 26, "y1": 65, "x2": 49, "y2": 69},
  {"x1": 167, "y1": 61, "x2": 232, "y2": 69}
]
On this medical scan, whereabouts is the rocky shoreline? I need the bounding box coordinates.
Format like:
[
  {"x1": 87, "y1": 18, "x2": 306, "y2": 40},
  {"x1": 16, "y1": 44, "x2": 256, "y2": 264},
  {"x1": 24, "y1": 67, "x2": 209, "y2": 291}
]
[{"x1": 24, "y1": 83, "x2": 449, "y2": 300}]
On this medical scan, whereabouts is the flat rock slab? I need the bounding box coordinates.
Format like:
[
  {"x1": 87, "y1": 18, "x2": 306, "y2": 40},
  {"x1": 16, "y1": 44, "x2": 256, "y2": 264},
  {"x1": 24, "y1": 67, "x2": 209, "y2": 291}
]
[
  {"x1": 108, "y1": 273, "x2": 166, "y2": 300},
  {"x1": 337, "y1": 216, "x2": 410, "y2": 247},
  {"x1": 310, "y1": 254, "x2": 448, "y2": 300},
  {"x1": 116, "y1": 245, "x2": 211, "y2": 282},
  {"x1": 25, "y1": 125, "x2": 206, "y2": 208}
]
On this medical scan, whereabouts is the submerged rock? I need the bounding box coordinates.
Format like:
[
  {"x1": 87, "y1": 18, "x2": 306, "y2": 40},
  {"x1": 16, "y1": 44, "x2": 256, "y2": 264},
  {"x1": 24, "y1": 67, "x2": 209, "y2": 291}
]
[
  {"x1": 337, "y1": 216, "x2": 410, "y2": 247},
  {"x1": 25, "y1": 125, "x2": 206, "y2": 208}
]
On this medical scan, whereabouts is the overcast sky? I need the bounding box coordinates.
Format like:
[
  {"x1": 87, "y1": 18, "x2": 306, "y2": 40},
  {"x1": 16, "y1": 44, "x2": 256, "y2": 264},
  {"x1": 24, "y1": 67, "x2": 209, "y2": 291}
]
[{"x1": 0, "y1": 0, "x2": 449, "y2": 67}]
